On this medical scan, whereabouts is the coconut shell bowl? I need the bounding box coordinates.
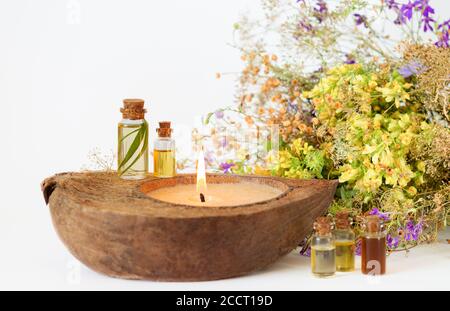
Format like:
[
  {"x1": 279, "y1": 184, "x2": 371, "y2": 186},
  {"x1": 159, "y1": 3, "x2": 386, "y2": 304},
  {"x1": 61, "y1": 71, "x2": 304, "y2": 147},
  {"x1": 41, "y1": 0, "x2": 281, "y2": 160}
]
[{"x1": 41, "y1": 172, "x2": 338, "y2": 281}]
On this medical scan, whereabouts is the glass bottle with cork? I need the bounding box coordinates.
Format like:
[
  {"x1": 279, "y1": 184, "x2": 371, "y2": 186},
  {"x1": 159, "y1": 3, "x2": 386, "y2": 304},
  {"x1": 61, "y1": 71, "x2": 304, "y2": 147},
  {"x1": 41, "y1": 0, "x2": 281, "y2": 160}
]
[
  {"x1": 361, "y1": 215, "x2": 386, "y2": 275},
  {"x1": 311, "y1": 216, "x2": 336, "y2": 277},
  {"x1": 334, "y1": 211, "x2": 355, "y2": 272},
  {"x1": 117, "y1": 99, "x2": 149, "y2": 179},
  {"x1": 154, "y1": 121, "x2": 176, "y2": 178}
]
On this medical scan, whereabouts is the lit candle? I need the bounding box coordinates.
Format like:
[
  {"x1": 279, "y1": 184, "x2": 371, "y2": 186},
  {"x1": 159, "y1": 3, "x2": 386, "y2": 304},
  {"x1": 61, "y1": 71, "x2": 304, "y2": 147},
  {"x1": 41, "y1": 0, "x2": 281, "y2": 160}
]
[
  {"x1": 147, "y1": 150, "x2": 283, "y2": 207},
  {"x1": 196, "y1": 149, "x2": 207, "y2": 202}
]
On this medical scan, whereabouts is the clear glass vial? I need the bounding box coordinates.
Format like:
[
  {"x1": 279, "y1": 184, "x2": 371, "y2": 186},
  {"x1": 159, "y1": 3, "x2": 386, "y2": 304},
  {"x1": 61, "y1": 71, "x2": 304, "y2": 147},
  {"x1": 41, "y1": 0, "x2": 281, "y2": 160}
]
[
  {"x1": 153, "y1": 121, "x2": 176, "y2": 178},
  {"x1": 361, "y1": 215, "x2": 386, "y2": 275},
  {"x1": 117, "y1": 99, "x2": 149, "y2": 179},
  {"x1": 334, "y1": 211, "x2": 355, "y2": 272},
  {"x1": 311, "y1": 216, "x2": 336, "y2": 277}
]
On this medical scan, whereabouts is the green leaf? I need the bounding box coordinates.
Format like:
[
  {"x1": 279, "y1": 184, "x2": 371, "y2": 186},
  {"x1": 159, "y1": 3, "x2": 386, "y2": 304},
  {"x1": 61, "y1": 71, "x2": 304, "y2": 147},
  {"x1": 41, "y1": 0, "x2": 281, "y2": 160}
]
[
  {"x1": 265, "y1": 139, "x2": 272, "y2": 152},
  {"x1": 290, "y1": 157, "x2": 301, "y2": 170},
  {"x1": 120, "y1": 126, "x2": 148, "y2": 175},
  {"x1": 119, "y1": 127, "x2": 140, "y2": 142},
  {"x1": 204, "y1": 112, "x2": 214, "y2": 125},
  {"x1": 118, "y1": 122, "x2": 148, "y2": 172},
  {"x1": 118, "y1": 125, "x2": 145, "y2": 170}
]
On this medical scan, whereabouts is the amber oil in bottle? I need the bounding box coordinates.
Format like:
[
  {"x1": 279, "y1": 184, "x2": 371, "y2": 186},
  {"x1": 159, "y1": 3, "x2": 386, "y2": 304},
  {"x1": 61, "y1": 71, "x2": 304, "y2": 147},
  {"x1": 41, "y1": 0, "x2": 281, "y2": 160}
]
[
  {"x1": 311, "y1": 217, "x2": 336, "y2": 277},
  {"x1": 154, "y1": 121, "x2": 176, "y2": 178},
  {"x1": 334, "y1": 211, "x2": 355, "y2": 272},
  {"x1": 361, "y1": 215, "x2": 386, "y2": 275}
]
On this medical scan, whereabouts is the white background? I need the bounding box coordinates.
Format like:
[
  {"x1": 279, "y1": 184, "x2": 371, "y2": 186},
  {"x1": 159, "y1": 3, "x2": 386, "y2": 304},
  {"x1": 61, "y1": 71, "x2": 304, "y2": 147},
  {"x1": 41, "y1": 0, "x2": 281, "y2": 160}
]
[{"x1": 0, "y1": 0, "x2": 449, "y2": 290}]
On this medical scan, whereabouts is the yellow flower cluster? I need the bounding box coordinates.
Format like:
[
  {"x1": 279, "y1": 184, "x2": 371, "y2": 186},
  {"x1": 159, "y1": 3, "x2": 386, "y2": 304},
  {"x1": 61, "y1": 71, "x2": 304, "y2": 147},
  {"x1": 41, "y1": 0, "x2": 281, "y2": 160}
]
[{"x1": 304, "y1": 64, "x2": 425, "y2": 201}]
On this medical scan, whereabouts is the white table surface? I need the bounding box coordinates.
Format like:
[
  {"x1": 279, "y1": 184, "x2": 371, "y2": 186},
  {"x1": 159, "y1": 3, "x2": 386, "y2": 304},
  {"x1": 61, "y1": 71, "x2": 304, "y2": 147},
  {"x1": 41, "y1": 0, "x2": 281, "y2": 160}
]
[{"x1": 2, "y1": 178, "x2": 449, "y2": 291}]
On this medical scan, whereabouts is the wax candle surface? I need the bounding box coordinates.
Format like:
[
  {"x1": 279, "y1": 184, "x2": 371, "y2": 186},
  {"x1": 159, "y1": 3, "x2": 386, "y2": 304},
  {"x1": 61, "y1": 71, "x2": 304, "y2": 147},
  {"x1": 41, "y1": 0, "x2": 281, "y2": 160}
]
[{"x1": 147, "y1": 182, "x2": 283, "y2": 207}]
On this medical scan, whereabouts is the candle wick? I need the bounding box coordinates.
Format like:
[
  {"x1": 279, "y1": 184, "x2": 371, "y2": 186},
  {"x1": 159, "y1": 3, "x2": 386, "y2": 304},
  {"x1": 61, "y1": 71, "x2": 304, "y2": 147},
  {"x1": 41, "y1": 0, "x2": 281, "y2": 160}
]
[{"x1": 200, "y1": 193, "x2": 206, "y2": 203}]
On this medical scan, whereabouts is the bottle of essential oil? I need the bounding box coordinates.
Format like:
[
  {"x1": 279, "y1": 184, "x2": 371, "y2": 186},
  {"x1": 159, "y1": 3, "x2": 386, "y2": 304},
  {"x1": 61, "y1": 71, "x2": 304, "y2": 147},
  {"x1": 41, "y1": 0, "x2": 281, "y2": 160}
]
[
  {"x1": 154, "y1": 121, "x2": 176, "y2": 178},
  {"x1": 117, "y1": 99, "x2": 149, "y2": 179},
  {"x1": 361, "y1": 215, "x2": 386, "y2": 275},
  {"x1": 334, "y1": 211, "x2": 355, "y2": 272},
  {"x1": 311, "y1": 217, "x2": 336, "y2": 277}
]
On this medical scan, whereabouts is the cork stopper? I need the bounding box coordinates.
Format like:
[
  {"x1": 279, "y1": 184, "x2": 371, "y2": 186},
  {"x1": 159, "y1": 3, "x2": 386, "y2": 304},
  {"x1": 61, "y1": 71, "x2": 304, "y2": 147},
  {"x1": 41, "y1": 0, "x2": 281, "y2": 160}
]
[
  {"x1": 120, "y1": 99, "x2": 147, "y2": 120},
  {"x1": 365, "y1": 215, "x2": 382, "y2": 234},
  {"x1": 335, "y1": 211, "x2": 351, "y2": 229},
  {"x1": 314, "y1": 217, "x2": 332, "y2": 235},
  {"x1": 157, "y1": 121, "x2": 172, "y2": 138}
]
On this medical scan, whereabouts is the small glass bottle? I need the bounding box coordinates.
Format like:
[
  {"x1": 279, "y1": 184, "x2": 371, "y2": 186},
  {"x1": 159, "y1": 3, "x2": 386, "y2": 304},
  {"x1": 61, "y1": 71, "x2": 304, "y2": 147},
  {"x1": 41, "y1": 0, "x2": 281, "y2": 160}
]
[
  {"x1": 154, "y1": 121, "x2": 176, "y2": 178},
  {"x1": 361, "y1": 215, "x2": 386, "y2": 275},
  {"x1": 311, "y1": 217, "x2": 336, "y2": 277},
  {"x1": 334, "y1": 211, "x2": 355, "y2": 272},
  {"x1": 118, "y1": 99, "x2": 149, "y2": 179}
]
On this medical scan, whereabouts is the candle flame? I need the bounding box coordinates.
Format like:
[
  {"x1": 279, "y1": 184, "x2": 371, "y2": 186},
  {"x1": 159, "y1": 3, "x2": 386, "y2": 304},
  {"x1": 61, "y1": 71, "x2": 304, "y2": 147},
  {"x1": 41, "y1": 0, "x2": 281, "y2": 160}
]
[{"x1": 196, "y1": 149, "x2": 207, "y2": 194}]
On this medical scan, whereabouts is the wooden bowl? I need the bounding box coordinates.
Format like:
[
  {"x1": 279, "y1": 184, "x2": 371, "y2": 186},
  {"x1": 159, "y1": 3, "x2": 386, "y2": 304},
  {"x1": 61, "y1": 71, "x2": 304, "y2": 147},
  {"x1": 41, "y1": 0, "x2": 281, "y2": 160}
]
[{"x1": 41, "y1": 172, "x2": 338, "y2": 281}]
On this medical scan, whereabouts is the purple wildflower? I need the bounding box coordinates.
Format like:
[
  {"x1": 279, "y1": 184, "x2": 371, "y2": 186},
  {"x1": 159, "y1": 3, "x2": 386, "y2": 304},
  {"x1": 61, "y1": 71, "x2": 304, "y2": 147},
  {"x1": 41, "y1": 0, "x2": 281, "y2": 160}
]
[
  {"x1": 438, "y1": 19, "x2": 450, "y2": 30},
  {"x1": 355, "y1": 239, "x2": 362, "y2": 256},
  {"x1": 219, "y1": 136, "x2": 228, "y2": 148},
  {"x1": 386, "y1": 0, "x2": 406, "y2": 24},
  {"x1": 287, "y1": 101, "x2": 299, "y2": 114},
  {"x1": 315, "y1": 0, "x2": 327, "y2": 14},
  {"x1": 435, "y1": 30, "x2": 449, "y2": 48},
  {"x1": 400, "y1": 1, "x2": 415, "y2": 21},
  {"x1": 422, "y1": 15, "x2": 435, "y2": 32},
  {"x1": 390, "y1": 0, "x2": 437, "y2": 30},
  {"x1": 368, "y1": 208, "x2": 390, "y2": 222},
  {"x1": 398, "y1": 60, "x2": 426, "y2": 78},
  {"x1": 354, "y1": 13, "x2": 368, "y2": 28},
  {"x1": 394, "y1": 14, "x2": 407, "y2": 25},
  {"x1": 421, "y1": 5, "x2": 434, "y2": 17},
  {"x1": 204, "y1": 151, "x2": 215, "y2": 167},
  {"x1": 299, "y1": 20, "x2": 314, "y2": 32},
  {"x1": 386, "y1": 234, "x2": 400, "y2": 249},
  {"x1": 400, "y1": 0, "x2": 435, "y2": 31},
  {"x1": 314, "y1": 0, "x2": 328, "y2": 23},
  {"x1": 344, "y1": 54, "x2": 356, "y2": 64},
  {"x1": 435, "y1": 20, "x2": 450, "y2": 48},
  {"x1": 414, "y1": 0, "x2": 434, "y2": 16},
  {"x1": 214, "y1": 110, "x2": 224, "y2": 119},
  {"x1": 300, "y1": 247, "x2": 311, "y2": 257},
  {"x1": 219, "y1": 162, "x2": 235, "y2": 174},
  {"x1": 298, "y1": 237, "x2": 311, "y2": 257},
  {"x1": 411, "y1": 0, "x2": 436, "y2": 32},
  {"x1": 386, "y1": 0, "x2": 400, "y2": 10},
  {"x1": 404, "y1": 219, "x2": 423, "y2": 241}
]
